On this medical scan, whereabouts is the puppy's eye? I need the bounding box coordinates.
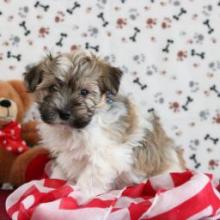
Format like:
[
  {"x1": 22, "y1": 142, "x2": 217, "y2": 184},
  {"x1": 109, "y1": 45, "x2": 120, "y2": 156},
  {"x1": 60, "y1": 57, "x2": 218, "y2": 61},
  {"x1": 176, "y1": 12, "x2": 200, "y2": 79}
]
[
  {"x1": 80, "y1": 89, "x2": 89, "y2": 97},
  {"x1": 48, "y1": 85, "x2": 58, "y2": 92}
]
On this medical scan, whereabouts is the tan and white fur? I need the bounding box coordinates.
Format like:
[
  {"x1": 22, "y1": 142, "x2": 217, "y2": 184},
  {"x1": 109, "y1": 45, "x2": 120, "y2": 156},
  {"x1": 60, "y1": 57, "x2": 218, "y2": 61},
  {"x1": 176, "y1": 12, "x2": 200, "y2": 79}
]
[{"x1": 24, "y1": 50, "x2": 185, "y2": 198}]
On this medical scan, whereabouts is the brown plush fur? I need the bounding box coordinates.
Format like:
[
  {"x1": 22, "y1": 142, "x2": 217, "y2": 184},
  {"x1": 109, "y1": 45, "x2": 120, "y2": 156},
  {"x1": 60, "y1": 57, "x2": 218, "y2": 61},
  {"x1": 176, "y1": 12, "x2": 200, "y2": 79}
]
[
  {"x1": 0, "y1": 80, "x2": 42, "y2": 186},
  {"x1": 21, "y1": 120, "x2": 40, "y2": 147},
  {"x1": 0, "y1": 80, "x2": 32, "y2": 122}
]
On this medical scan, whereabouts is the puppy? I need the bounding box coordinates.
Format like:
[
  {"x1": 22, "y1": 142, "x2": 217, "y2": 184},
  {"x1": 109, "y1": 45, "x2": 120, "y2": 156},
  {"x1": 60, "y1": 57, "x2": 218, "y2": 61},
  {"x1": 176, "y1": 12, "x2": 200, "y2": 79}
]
[{"x1": 24, "y1": 50, "x2": 185, "y2": 198}]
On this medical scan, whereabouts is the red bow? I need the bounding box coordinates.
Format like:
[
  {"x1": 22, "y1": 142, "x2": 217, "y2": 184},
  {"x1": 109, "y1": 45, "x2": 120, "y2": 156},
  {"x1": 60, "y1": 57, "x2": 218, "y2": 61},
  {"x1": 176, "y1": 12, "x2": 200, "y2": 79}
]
[{"x1": 0, "y1": 121, "x2": 29, "y2": 154}]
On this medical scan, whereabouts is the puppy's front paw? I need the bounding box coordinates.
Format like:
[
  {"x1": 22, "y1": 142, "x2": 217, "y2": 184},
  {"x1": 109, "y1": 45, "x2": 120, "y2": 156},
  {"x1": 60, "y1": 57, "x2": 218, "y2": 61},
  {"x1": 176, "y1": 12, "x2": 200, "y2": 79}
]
[
  {"x1": 50, "y1": 164, "x2": 66, "y2": 180},
  {"x1": 76, "y1": 178, "x2": 108, "y2": 200},
  {"x1": 76, "y1": 184, "x2": 102, "y2": 199}
]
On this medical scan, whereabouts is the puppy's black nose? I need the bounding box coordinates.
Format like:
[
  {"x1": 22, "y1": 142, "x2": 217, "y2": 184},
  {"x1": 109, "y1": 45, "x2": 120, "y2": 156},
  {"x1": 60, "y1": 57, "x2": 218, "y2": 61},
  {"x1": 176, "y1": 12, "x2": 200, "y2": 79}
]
[
  {"x1": 0, "y1": 99, "x2": 11, "y2": 108},
  {"x1": 58, "y1": 110, "x2": 71, "y2": 121}
]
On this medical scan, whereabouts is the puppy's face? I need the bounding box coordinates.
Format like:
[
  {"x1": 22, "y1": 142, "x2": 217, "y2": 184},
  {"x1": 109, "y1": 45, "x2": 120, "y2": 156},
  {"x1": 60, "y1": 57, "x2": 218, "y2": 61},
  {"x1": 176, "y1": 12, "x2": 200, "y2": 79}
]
[{"x1": 24, "y1": 50, "x2": 123, "y2": 129}]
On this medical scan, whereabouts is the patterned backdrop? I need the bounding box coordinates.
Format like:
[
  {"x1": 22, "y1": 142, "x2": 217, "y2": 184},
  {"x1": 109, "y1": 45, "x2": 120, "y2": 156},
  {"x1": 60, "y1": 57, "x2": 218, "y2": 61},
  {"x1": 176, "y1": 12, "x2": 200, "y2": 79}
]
[{"x1": 0, "y1": 0, "x2": 220, "y2": 178}]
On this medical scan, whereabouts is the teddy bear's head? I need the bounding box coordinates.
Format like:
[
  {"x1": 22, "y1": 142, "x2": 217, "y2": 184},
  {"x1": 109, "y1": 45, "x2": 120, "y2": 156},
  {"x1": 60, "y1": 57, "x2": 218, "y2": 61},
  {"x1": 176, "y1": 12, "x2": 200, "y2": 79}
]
[
  {"x1": 0, "y1": 80, "x2": 33, "y2": 127},
  {"x1": 0, "y1": 98, "x2": 18, "y2": 127}
]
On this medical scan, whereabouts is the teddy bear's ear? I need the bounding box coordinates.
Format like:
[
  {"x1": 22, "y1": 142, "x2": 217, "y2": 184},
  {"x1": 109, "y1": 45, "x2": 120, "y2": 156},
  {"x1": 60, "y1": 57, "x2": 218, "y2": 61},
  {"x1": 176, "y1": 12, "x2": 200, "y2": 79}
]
[{"x1": 23, "y1": 65, "x2": 43, "y2": 92}]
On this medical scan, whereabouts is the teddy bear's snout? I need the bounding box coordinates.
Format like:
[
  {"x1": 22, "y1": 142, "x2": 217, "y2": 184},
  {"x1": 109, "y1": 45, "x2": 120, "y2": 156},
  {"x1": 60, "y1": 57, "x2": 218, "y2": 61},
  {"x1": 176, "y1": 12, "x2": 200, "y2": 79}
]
[{"x1": 0, "y1": 99, "x2": 11, "y2": 108}]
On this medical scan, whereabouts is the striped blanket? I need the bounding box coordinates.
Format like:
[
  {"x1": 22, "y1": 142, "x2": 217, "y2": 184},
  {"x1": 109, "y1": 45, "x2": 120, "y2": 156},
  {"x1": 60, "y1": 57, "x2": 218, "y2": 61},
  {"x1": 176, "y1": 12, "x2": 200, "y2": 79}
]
[{"x1": 6, "y1": 171, "x2": 220, "y2": 220}]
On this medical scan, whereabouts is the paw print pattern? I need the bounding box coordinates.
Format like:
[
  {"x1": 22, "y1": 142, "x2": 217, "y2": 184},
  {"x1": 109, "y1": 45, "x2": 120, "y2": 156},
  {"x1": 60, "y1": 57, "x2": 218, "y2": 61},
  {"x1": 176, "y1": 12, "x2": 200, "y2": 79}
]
[
  {"x1": 189, "y1": 81, "x2": 199, "y2": 93},
  {"x1": 133, "y1": 53, "x2": 145, "y2": 64},
  {"x1": 146, "y1": 18, "x2": 157, "y2": 28},
  {"x1": 199, "y1": 110, "x2": 210, "y2": 121},
  {"x1": 88, "y1": 26, "x2": 99, "y2": 38},
  {"x1": 189, "y1": 139, "x2": 200, "y2": 151},
  {"x1": 177, "y1": 50, "x2": 187, "y2": 61},
  {"x1": 208, "y1": 61, "x2": 220, "y2": 72},
  {"x1": 209, "y1": 159, "x2": 219, "y2": 170},
  {"x1": 169, "y1": 101, "x2": 180, "y2": 112},
  {"x1": 104, "y1": 54, "x2": 116, "y2": 63},
  {"x1": 0, "y1": 0, "x2": 220, "y2": 178},
  {"x1": 9, "y1": 35, "x2": 20, "y2": 46},
  {"x1": 18, "y1": 6, "x2": 29, "y2": 18},
  {"x1": 193, "y1": 33, "x2": 205, "y2": 44},
  {"x1": 154, "y1": 92, "x2": 164, "y2": 104},
  {"x1": 146, "y1": 65, "x2": 158, "y2": 76},
  {"x1": 128, "y1": 8, "x2": 139, "y2": 20}
]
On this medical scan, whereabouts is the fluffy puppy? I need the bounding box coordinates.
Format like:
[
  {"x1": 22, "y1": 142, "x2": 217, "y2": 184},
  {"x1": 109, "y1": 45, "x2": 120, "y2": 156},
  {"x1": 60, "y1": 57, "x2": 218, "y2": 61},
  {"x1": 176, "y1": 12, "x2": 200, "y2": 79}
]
[{"x1": 24, "y1": 50, "x2": 185, "y2": 198}]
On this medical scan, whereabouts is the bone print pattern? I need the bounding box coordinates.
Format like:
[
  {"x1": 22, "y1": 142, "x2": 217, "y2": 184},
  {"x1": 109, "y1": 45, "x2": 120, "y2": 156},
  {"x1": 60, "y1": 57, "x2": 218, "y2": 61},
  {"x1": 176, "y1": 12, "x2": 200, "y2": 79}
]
[{"x1": 0, "y1": 0, "x2": 220, "y2": 178}]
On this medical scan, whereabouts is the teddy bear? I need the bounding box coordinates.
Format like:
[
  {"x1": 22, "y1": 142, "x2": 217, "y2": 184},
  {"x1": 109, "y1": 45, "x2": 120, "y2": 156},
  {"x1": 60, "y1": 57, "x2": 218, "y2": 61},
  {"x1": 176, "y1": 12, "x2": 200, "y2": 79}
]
[{"x1": 0, "y1": 80, "x2": 50, "y2": 187}]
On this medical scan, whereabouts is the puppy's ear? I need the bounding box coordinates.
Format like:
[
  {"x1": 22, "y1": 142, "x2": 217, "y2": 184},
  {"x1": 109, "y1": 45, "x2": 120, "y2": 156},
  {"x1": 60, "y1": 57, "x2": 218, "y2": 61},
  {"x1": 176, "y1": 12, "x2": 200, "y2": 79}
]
[
  {"x1": 100, "y1": 65, "x2": 123, "y2": 95},
  {"x1": 23, "y1": 65, "x2": 43, "y2": 92}
]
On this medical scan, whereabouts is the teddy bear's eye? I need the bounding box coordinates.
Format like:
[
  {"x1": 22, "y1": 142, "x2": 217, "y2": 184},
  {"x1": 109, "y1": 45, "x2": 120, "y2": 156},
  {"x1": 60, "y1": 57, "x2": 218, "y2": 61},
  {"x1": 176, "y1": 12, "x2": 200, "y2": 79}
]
[{"x1": 48, "y1": 85, "x2": 58, "y2": 93}]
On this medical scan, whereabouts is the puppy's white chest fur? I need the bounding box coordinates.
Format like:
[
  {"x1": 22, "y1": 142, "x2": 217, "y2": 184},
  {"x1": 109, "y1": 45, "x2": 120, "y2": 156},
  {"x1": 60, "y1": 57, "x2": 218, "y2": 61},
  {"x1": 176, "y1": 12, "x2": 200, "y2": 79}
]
[
  {"x1": 39, "y1": 101, "x2": 149, "y2": 196},
  {"x1": 39, "y1": 99, "x2": 183, "y2": 198}
]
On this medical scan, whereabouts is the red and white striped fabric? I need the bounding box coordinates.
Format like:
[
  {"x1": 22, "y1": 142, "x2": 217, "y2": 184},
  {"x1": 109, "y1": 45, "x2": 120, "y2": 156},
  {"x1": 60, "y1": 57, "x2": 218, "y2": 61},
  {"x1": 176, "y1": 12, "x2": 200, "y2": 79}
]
[{"x1": 6, "y1": 171, "x2": 220, "y2": 220}]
